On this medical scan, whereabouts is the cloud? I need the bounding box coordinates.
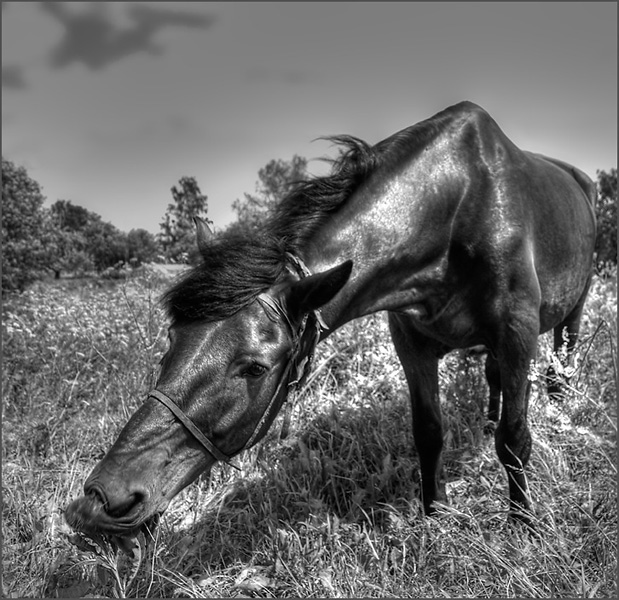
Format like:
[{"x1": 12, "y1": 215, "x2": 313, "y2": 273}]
[
  {"x1": 39, "y1": 2, "x2": 216, "y2": 70},
  {"x1": 2, "y1": 65, "x2": 27, "y2": 90}
]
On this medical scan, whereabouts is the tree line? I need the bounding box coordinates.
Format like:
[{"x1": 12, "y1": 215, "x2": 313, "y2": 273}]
[
  {"x1": 2, "y1": 154, "x2": 616, "y2": 294},
  {"x1": 2, "y1": 157, "x2": 213, "y2": 291}
]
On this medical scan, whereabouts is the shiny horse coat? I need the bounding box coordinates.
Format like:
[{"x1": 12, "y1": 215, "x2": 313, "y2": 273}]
[{"x1": 66, "y1": 101, "x2": 596, "y2": 539}]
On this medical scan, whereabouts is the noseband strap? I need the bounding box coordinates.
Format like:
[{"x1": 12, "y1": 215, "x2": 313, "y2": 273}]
[
  {"x1": 149, "y1": 389, "x2": 238, "y2": 468},
  {"x1": 149, "y1": 254, "x2": 326, "y2": 470}
]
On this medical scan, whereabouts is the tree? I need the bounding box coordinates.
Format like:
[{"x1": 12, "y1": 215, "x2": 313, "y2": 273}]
[
  {"x1": 50, "y1": 199, "x2": 92, "y2": 231},
  {"x1": 228, "y1": 155, "x2": 307, "y2": 236},
  {"x1": 47, "y1": 200, "x2": 95, "y2": 277},
  {"x1": 45, "y1": 224, "x2": 93, "y2": 278},
  {"x1": 1, "y1": 157, "x2": 49, "y2": 292},
  {"x1": 86, "y1": 220, "x2": 127, "y2": 272},
  {"x1": 126, "y1": 228, "x2": 160, "y2": 265},
  {"x1": 48, "y1": 200, "x2": 128, "y2": 276},
  {"x1": 594, "y1": 168, "x2": 617, "y2": 271},
  {"x1": 159, "y1": 176, "x2": 210, "y2": 263}
]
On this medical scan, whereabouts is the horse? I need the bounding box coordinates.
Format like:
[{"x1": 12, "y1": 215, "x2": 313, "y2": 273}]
[{"x1": 65, "y1": 101, "x2": 596, "y2": 543}]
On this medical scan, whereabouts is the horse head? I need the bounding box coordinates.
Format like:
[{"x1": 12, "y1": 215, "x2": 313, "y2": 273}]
[{"x1": 65, "y1": 224, "x2": 352, "y2": 540}]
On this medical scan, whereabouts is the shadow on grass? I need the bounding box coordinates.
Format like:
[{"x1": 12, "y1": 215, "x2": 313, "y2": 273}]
[
  {"x1": 167, "y1": 396, "x2": 420, "y2": 561},
  {"x1": 154, "y1": 380, "x2": 495, "y2": 577}
]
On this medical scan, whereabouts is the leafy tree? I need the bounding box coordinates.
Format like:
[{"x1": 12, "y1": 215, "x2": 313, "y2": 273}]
[
  {"x1": 48, "y1": 200, "x2": 128, "y2": 275},
  {"x1": 86, "y1": 220, "x2": 127, "y2": 272},
  {"x1": 50, "y1": 199, "x2": 92, "y2": 231},
  {"x1": 228, "y1": 155, "x2": 307, "y2": 236},
  {"x1": 46, "y1": 225, "x2": 93, "y2": 278},
  {"x1": 159, "y1": 176, "x2": 210, "y2": 263},
  {"x1": 47, "y1": 200, "x2": 94, "y2": 277},
  {"x1": 1, "y1": 157, "x2": 49, "y2": 292},
  {"x1": 126, "y1": 228, "x2": 160, "y2": 265},
  {"x1": 594, "y1": 168, "x2": 617, "y2": 271}
]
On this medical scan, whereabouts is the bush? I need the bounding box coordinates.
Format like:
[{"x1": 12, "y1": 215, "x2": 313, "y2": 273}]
[{"x1": 595, "y1": 168, "x2": 617, "y2": 271}]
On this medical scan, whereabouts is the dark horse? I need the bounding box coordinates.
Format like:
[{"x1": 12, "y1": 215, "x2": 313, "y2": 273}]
[{"x1": 66, "y1": 101, "x2": 596, "y2": 541}]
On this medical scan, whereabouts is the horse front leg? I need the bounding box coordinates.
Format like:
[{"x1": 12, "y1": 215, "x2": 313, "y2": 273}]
[
  {"x1": 388, "y1": 313, "x2": 445, "y2": 515},
  {"x1": 493, "y1": 313, "x2": 539, "y2": 523}
]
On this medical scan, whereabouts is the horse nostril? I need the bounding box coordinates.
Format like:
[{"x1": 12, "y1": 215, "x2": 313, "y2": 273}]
[
  {"x1": 85, "y1": 484, "x2": 108, "y2": 508},
  {"x1": 84, "y1": 483, "x2": 148, "y2": 518}
]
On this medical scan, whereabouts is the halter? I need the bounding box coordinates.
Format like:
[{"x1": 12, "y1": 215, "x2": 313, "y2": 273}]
[{"x1": 149, "y1": 254, "x2": 326, "y2": 470}]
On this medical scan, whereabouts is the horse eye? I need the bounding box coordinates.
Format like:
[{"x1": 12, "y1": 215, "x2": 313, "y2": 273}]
[{"x1": 244, "y1": 363, "x2": 268, "y2": 378}]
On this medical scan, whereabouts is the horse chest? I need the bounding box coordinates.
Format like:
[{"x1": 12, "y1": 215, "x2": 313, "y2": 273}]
[{"x1": 400, "y1": 294, "x2": 484, "y2": 350}]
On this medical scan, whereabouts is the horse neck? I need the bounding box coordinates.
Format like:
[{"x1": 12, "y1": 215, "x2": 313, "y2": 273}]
[
  {"x1": 300, "y1": 241, "x2": 378, "y2": 334},
  {"x1": 298, "y1": 159, "x2": 458, "y2": 335},
  {"x1": 299, "y1": 193, "x2": 417, "y2": 333}
]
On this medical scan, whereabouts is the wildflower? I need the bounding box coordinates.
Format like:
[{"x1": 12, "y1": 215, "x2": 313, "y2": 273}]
[{"x1": 527, "y1": 359, "x2": 539, "y2": 382}]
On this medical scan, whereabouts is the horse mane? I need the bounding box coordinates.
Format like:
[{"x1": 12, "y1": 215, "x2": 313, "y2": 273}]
[
  {"x1": 163, "y1": 120, "x2": 447, "y2": 322},
  {"x1": 269, "y1": 135, "x2": 378, "y2": 252}
]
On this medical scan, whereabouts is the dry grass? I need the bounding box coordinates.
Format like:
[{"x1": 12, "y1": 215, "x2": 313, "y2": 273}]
[{"x1": 2, "y1": 269, "x2": 616, "y2": 598}]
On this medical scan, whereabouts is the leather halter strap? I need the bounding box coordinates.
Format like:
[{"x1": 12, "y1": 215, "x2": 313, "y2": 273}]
[
  {"x1": 149, "y1": 254, "x2": 326, "y2": 469},
  {"x1": 149, "y1": 388, "x2": 236, "y2": 467}
]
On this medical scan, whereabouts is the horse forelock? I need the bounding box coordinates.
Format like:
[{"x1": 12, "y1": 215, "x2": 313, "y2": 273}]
[{"x1": 162, "y1": 233, "x2": 287, "y2": 322}]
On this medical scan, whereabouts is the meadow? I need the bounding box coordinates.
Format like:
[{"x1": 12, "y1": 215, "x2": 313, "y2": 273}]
[{"x1": 2, "y1": 266, "x2": 617, "y2": 598}]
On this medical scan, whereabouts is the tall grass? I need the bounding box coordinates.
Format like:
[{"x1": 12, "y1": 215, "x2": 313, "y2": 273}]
[{"x1": 2, "y1": 269, "x2": 616, "y2": 598}]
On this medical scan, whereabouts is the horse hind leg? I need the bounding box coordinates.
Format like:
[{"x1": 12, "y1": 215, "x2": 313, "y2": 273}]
[
  {"x1": 484, "y1": 352, "x2": 501, "y2": 424},
  {"x1": 546, "y1": 282, "x2": 591, "y2": 401}
]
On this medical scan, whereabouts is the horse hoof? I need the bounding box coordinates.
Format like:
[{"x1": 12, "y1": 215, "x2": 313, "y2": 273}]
[
  {"x1": 547, "y1": 383, "x2": 566, "y2": 402},
  {"x1": 546, "y1": 366, "x2": 567, "y2": 402},
  {"x1": 507, "y1": 508, "x2": 539, "y2": 537}
]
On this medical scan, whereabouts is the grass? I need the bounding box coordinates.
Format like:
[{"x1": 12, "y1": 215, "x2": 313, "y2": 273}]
[{"x1": 2, "y1": 267, "x2": 617, "y2": 598}]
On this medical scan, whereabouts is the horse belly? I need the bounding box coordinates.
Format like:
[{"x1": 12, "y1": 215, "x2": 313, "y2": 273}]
[
  {"x1": 526, "y1": 157, "x2": 596, "y2": 333},
  {"x1": 533, "y1": 214, "x2": 594, "y2": 333},
  {"x1": 538, "y1": 269, "x2": 591, "y2": 334}
]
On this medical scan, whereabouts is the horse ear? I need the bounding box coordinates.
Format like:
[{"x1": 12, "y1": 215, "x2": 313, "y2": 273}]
[
  {"x1": 193, "y1": 216, "x2": 213, "y2": 252},
  {"x1": 286, "y1": 260, "x2": 353, "y2": 320}
]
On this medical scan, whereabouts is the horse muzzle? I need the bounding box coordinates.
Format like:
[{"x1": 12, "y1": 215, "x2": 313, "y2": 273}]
[{"x1": 65, "y1": 476, "x2": 160, "y2": 537}]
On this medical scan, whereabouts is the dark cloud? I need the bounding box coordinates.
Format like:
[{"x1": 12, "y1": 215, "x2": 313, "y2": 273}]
[
  {"x1": 2, "y1": 65, "x2": 27, "y2": 90},
  {"x1": 39, "y1": 2, "x2": 215, "y2": 70}
]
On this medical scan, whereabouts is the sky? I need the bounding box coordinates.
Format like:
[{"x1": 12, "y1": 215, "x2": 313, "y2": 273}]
[{"x1": 2, "y1": 2, "x2": 617, "y2": 235}]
